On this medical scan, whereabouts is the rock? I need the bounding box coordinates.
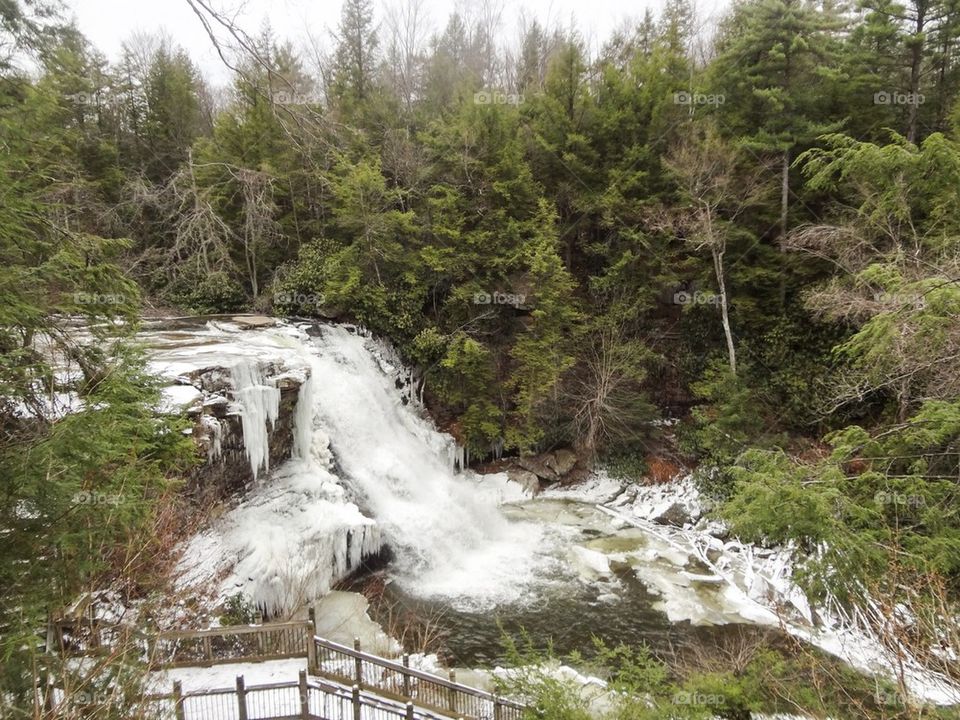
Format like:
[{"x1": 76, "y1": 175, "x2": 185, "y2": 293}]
[
  {"x1": 651, "y1": 501, "x2": 691, "y2": 528},
  {"x1": 506, "y1": 469, "x2": 541, "y2": 495},
  {"x1": 231, "y1": 315, "x2": 277, "y2": 328},
  {"x1": 518, "y1": 453, "x2": 554, "y2": 480},
  {"x1": 517, "y1": 448, "x2": 580, "y2": 483},
  {"x1": 549, "y1": 448, "x2": 578, "y2": 476}
]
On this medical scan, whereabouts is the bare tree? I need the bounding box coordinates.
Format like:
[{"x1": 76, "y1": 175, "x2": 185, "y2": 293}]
[
  {"x1": 569, "y1": 318, "x2": 653, "y2": 457},
  {"x1": 660, "y1": 120, "x2": 772, "y2": 376},
  {"x1": 383, "y1": 0, "x2": 431, "y2": 113}
]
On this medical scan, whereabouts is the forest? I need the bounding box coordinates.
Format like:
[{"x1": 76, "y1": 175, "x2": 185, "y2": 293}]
[{"x1": 2, "y1": 0, "x2": 960, "y2": 716}]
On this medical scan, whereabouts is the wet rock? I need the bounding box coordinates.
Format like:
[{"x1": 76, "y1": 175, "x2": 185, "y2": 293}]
[
  {"x1": 231, "y1": 315, "x2": 277, "y2": 328},
  {"x1": 506, "y1": 468, "x2": 541, "y2": 495},
  {"x1": 651, "y1": 501, "x2": 691, "y2": 527},
  {"x1": 518, "y1": 453, "x2": 554, "y2": 479},
  {"x1": 517, "y1": 448, "x2": 580, "y2": 483}
]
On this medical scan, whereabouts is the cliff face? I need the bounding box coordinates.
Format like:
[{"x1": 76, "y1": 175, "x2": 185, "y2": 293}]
[
  {"x1": 143, "y1": 316, "x2": 313, "y2": 503},
  {"x1": 185, "y1": 370, "x2": 304, "y2": 501}
]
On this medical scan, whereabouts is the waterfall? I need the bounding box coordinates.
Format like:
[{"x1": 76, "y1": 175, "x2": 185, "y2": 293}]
[
  {"x1": 176, "y1": 321, "x2": 546, "y2": 616},
  {"x1": 306, "y1": 325, "x2": 545, "y2": 606}
]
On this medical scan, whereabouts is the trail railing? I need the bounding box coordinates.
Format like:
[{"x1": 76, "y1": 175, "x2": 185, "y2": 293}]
[
  {"x1": 53, "y1": 670, "x2": 460, "y2": 720},
  {"x1": 151, "y1": 622, "x2": 315, "y2": 668},
  {"x1": 49, "y1": 616, "x2": 528, "y2": 720},
  {"x1": 50, "y1": 619, "x2": 315, "y2": 669},
  {"x1": 312, "y1": 637, "x2": 524, "y2": 720}
]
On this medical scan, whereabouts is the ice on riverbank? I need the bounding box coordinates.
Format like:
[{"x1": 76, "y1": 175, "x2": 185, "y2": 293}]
[{"x1": 546, "y1": 472, "x2": 960, "y2": 706}]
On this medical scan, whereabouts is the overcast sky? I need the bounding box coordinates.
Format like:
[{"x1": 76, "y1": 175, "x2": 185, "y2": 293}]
[{"x1": 65, "y1": 0, "x2": 729, "y2": 86}]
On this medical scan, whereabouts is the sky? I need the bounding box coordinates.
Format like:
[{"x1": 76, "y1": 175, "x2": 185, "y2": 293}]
[{"x1": 64, "y1": 0, "x2": 729, "y2": 86}]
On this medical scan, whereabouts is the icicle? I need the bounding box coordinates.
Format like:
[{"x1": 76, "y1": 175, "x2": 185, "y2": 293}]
[
  {"x1": 292, "y1": 371, "x2": 314, "y2": 460},
  {"x1": 201, "y1": 415, "x2": 223, "y2": 462},
  {"x1": 231, "y1": 358, "x2": 281, "y2": 480}
]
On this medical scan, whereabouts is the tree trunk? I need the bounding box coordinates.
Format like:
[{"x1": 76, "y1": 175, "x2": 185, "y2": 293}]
[
  {"x1": 780, "y1": 149, "x2": 790, "y2": 237},
  {"x1": 713, "y1": 247, "x2": 737, "y2": 376},
  {"x1": 907, "y1": 11, "x2": 925, "y2": 144}
]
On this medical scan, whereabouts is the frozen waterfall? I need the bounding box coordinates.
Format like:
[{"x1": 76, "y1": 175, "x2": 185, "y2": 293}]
[
  {"x1": 176, "y1": 320, "x2": 546, "y2": 616},
  {"x1": 305, "y1": 325, "x2": 546, "y2": 606}
]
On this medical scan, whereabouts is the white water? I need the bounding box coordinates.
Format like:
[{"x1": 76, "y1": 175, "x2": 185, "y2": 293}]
[
  {"x1": 174, "y1": 321, "x2": 549, "y2": 615},
  {"x1": 304, "y1": 325, "x2": 548, "y2": 604}
]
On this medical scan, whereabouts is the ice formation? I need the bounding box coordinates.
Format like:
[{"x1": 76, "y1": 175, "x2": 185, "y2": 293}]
[
  {"x1": 230, "y1": 358, "x2": 281, "y2": 480},
  {"x1": 305, "y1": 325, "x2": 547, "y2": 606}
]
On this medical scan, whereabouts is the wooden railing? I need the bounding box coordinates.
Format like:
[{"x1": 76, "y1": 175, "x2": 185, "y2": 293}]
[
  {"x1": 312, "y1": 637, "x2": 524, "y2": 720},
  {"x1": 49, "y1": 617, "x2": 528, "y2": 720},
  {"x1": 50, "y1": 619, "x2": 315, "y2": 669},
  {"x1": 150, "y1": 622, "x2": 315, "y2": 668},
  {"x1": 53, "y1": 670, "x2": 461, "y2": 720}
]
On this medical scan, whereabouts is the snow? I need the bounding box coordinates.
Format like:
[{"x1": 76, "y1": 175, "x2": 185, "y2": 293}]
[
  {"x1": 150, "y1": 658, "x2": 308, "y2": 693},
  {"x1": 159, "y1": 384, "x2": 203, "y2": 413}
]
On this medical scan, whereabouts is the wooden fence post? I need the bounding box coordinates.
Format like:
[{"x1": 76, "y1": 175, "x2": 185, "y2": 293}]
[
  {"x1": 306, "y1": 610, "x2": 317, "y2": 673},
  {"x1": 351, "y1": 685, "x2": 362, "y2": 720},
  {"x1": 298, "y1": 670, "x2": 309, "y2": 720},
  {"x1": 235, "y1": 676, "x2": 248, "y2": 720},
  {"x1": 447, "y1": 670, "x2": 458, "y2": 714},
  {"x1": 172, "y1": 681, "x2": 185, "y2": 720},
  {"x1": 493, "y1": 696, "x2": 503, "y2": 720},
  {"x1": 402, "y1": 653, "x2": 411, "y2": 698},
  {"x1": 353, "y1": 638, "x2": 363, "y2": 687}
]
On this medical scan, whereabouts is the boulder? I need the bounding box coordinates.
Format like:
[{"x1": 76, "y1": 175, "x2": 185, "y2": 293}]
[
  {"x1": 506, "y1": 469, "x2": 541, "y2": 495},
  {"x1": 548, "y1": 448, "x2": 578, "y2": 476},
  {"x1": 231, "y1": 315, "x2": 277, "y2": 328},
  {"x1": 651, "y1": 501, "x2": 691, "y2": 528},
  {"x1": 517, "y1": 448, "x2": 580, "y2": 483},
  {"x1": 518, "y1": 453, "x2": 554, "y2": 480}
]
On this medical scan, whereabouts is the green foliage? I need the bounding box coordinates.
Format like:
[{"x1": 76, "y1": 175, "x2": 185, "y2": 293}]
[
  {"x1": 163, "y1": 268, "x2": 247, "y2": 315},
  {"x1": 220, "y1": 592, "x2": 260, "y2": 626},
  {"x1": 685, "y1": 361, "x2": 773, "y2": 494},
  {"x1": 722, "y1": 399, "x2": 960, "y2": 600}
]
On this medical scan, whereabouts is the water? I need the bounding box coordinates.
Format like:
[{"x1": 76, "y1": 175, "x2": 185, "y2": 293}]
[{"x1": 305, "y1": 325, "x2": 551, "y2": 607}]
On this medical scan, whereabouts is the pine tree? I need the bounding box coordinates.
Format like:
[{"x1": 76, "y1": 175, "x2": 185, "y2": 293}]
[{"x1": 712, "y1": 0, "x2": 843, "y2": 235}]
